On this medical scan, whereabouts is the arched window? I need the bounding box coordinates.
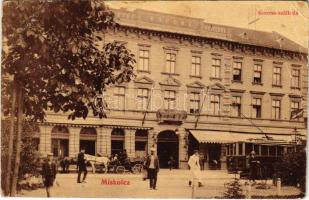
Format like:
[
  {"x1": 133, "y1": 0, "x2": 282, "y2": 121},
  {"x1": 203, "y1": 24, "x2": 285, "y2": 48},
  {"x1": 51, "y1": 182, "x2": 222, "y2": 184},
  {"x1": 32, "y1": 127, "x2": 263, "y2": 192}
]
[
  {"x1": 80, "y1": 127, "x2": 97, "y2": 155},
  {"x1": 51, "y1": 126, "x2": 69, "y2": 157},
  {"x1": 111, "y1": 128, "x2": 125, "y2": 137},
  {"x1": 51, "y1": 126, "x2": 69, "y2": 134},
  {"x1": 80, "y1": 127, "x2": 97, "y2": 135},
  {"x1": 111, "y1": 128, "x2": 125, "y2": 155}
]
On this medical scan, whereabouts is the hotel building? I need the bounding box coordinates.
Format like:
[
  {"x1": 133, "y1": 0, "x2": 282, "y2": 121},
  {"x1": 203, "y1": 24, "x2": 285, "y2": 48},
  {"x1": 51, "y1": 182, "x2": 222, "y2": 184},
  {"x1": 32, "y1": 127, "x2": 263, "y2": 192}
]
[{"x1": 35, "y1": 8, "x2": 308, "y2": 169}]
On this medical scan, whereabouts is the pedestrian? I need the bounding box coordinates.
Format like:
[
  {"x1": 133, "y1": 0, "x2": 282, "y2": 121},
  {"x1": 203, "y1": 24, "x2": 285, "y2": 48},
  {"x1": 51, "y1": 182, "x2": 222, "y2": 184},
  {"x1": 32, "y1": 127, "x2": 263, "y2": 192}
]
[
  {"x1": 199, "y1": 153, "x2": 205, "y2": 171},
  {"x1": 145, "y1": 147, "x2": 160, "y2": 190},
  {"x1": 168, "y1": 156, "x2": 174, "y2": 170},
  {"x1": 41, "y1": 153, "x2": 57, "y2": 197},
  {"x1": 77, "y1": 148, "x2": 87, "y2": 183},
  {"x1": 248, "y1": 151, "x2": 260, "y2": 184},
  {"x1": 188, "y1": 150, "x2": 203, "y2": 187}
]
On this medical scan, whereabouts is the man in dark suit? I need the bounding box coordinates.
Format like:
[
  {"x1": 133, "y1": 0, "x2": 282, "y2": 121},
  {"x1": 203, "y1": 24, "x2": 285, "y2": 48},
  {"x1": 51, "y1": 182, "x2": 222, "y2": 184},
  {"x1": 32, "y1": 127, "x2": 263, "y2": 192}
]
[
  {"x1": 77, "y1": 148, "x2": 87, "y2": 183},
  {"x1": 145, "y1": 147, "x2": 160, "y2": 190},
  {"x1": 42, "y1": 153, "x2": 57, "y2": 197}
]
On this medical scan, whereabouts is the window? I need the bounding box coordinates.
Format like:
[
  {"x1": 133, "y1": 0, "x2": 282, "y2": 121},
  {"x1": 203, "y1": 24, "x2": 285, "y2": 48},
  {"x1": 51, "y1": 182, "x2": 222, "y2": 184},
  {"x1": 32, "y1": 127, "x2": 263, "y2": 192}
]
[
  {"x1": 233, "y1": 62, "x2": 242, "y2": 81},
  {"x1": 138, "y1": 49, "x2": 149, "y2": 71},
  {"x1": 231, "y1": 96, "x2": 241, "y2": 117},
  {"x1": 273, "y1": 67, "x2": 281, "y2": 86},
  {"x1": 211, "y1": 58, "x2": 221, "y2": 78},
  {"x1": 191, "y1": 56, "x2": 201, "y2": 76},
  {"x1": 135, "y1": 141, "x2": 147, "y2": 151},
  {"x1": 291, "y1": 69, "x2": 300, "y2": 88},
  {"x1": 252, "y1": 98, "x2": 262, "y2": 118},
  {"x1": 271, "y1": 99, "x2": 281, "y2": 119},
  {"x1": 290, "y1": 101, "x2": 300, "y2": 120},
  {"x1": 137, "y1": 88, "x2": 149, "y2": 111},
  {"x1": 165, "y1": 53, "x2": 176, "y2": 73},
  {"x1": 164, "y1": 90, "x2": 176, "y2": 109},
  {"x1": 210, "y1": 94, "x2": 220, "y2": 115},
  {"x1": 114, "y1": 87, "x2": 125, "y2": 110},
  {"x1": 253, "y1": 64, "x2": 262, "y2": 84},
  {"x1": 189, "y1": 92, "x2": 200, "y2": 114}
]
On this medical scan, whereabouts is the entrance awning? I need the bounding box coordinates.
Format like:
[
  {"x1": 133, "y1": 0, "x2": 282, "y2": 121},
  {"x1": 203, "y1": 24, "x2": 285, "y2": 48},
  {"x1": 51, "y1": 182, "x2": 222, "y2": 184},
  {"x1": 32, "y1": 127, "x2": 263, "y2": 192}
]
[{"x1": 189, "y1": 130, "x2": 295, "y2": 144}]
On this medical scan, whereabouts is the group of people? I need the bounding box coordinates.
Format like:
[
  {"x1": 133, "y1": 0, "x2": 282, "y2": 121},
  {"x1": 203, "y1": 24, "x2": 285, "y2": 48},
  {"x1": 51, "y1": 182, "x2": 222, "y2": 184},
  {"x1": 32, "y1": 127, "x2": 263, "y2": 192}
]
[
  {"x1": 40, "y1": 147, "x2": 261, "y2": 197},
  {"x1": 40, "y1": 148, "x2": 205, "y2": 196}
]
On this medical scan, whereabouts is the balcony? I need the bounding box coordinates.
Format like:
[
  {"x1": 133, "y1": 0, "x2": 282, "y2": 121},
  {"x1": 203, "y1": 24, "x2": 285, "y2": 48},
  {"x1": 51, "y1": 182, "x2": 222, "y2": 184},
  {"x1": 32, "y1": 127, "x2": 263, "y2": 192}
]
[{"x1": 156, "y1": 109, "x2": 187, "y2": 124}]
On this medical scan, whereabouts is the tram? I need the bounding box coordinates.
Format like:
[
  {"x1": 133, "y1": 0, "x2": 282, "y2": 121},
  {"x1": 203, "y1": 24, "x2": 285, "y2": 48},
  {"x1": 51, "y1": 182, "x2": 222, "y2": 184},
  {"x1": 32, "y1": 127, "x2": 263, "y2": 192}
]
[{"x1": 226, "y1": 138, "x2": 299, "y2": 179}]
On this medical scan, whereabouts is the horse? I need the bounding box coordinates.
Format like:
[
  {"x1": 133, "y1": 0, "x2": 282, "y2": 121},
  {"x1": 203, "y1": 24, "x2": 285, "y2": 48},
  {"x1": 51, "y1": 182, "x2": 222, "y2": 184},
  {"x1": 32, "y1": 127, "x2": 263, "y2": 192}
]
[{"x1": 84, "y1": 154, "x2": 110, "y2": 173}]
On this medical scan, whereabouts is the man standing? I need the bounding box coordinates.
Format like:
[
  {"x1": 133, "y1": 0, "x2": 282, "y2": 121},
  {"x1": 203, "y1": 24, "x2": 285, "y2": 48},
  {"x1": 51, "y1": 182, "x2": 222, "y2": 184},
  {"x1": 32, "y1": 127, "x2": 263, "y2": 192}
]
[
  {"x1": 145, "y1": 147, "x2": 160, "y2": 190},
  {"x1": 41, "y1": 153, "x2": 57, "y2": 197},
  {"x1": 188, "y1": 150, "x2": 203, "y2": 187},
  {"x1": 77, "y1": 148, "x2": 87, "y2": 183},
  {"x1": 248, "y1": 151, "x2": 260, "y2": 184}
]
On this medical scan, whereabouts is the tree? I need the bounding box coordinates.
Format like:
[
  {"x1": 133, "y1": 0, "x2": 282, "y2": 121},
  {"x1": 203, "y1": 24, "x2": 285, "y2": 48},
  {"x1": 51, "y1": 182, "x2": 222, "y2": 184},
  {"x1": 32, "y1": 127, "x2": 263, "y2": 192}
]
[
  {"x1": 274, "y1": 142, "x2": 306, "y2": 194},
  {"x1": 2, "y1": 0, "x2": 135, "y2": 196}
]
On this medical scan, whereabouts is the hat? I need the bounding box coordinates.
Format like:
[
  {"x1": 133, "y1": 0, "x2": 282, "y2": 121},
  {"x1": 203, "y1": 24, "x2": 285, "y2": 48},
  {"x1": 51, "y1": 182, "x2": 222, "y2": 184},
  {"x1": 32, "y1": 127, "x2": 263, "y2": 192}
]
[
  {"x1": 150, "y1": 147, "x2": 155, "y2": 152},
  {"x1": 250, "y1": 151, "x2": 256, "y2": 155},
  {"x1": 47, "y1": 153, "x2": 53, "y2": 156}
]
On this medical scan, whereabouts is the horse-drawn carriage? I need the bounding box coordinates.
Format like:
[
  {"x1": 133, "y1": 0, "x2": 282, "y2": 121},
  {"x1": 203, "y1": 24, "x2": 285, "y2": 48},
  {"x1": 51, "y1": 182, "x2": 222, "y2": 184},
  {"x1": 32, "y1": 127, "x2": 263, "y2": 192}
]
[
  {"x1": 106, "y1": 157, "x2": 144, "y2": 174},
  {"x1": 59, "y1": 154, "x2": 145, "y2": 174}
]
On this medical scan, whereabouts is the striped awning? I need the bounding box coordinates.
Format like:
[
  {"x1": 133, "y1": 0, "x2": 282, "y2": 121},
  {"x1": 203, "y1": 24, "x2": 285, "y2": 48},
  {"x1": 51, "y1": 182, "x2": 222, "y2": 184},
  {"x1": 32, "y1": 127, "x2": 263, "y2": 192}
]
[{"x1": 189, "y1": 130, "x2": 295, "y2": 144}]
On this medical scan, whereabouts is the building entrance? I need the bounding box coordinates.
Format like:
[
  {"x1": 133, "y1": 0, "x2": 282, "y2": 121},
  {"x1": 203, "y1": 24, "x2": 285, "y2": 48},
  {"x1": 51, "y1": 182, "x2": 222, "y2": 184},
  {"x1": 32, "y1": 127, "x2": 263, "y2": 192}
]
[
  {"x1": 157, "y1": 130, "x2": 179, "y2": 168},
  {"x1": 80, "y1": 140, "x2": 96, "y2": 155}
]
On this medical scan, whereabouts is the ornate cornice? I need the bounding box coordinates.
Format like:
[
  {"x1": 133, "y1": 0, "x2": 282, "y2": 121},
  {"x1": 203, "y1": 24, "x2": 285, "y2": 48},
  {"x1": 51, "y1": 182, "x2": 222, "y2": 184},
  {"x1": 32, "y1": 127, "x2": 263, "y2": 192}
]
[{"x1": 110, "y1": 25, "x2": 307, "y2": 62}]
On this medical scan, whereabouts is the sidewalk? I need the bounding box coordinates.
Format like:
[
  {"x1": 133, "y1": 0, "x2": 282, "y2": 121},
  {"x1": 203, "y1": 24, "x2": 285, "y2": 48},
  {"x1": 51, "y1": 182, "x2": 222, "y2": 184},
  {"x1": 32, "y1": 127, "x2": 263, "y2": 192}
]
[{"x1": 18, "y1": 169, "x2": 301, "y2": 198}]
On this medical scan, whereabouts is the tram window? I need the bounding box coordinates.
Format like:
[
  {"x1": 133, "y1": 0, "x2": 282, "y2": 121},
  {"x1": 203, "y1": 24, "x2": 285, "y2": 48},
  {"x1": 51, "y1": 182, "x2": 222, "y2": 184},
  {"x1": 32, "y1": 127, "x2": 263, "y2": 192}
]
[
  {"x1": 233, "y1": 144, "x2": 236, "y2": 155},
  {"x1": 238, "y1": 143, "x2": 243, "y2": 155},
  {"x1": 261, "y1": 145, "x2": 268, "y2": 156},
  {"x1": 245, "y1": 143, "x2": 253, "y2": 155},
  {"x1": 277, "y1": 146, "x2": 283, "y2": 155},
  {"x1": 254, "y1": 145, "x2": 259, "y2": 155},
  {"x1": 229, "y1": 145, "x2": 233, "y2": 155},
  {"x1": 269, "y1": 146, "x2": 276, "y2": 156}
]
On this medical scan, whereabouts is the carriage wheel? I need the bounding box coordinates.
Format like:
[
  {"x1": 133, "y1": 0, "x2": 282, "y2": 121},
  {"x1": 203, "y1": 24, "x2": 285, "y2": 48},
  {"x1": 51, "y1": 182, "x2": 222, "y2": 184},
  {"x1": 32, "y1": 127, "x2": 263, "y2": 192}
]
[
  {"x1": 116, "y1": 166, "x2": 125, "y2": 174},
  {"x1": 132, "y1": 164, "x2": 143, "y2": 174}
]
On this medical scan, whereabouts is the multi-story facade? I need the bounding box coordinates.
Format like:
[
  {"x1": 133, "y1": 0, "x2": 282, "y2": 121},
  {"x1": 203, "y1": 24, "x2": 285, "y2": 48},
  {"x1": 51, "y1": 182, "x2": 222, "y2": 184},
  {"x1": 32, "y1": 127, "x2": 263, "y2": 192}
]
[{"x1": 36, "y1": 8, "x2": 307, "y2": 169}]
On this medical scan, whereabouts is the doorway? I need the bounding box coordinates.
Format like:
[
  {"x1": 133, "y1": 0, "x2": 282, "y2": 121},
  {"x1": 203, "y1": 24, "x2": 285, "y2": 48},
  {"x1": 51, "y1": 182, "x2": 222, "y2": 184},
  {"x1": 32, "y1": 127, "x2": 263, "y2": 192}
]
[
  {"x1": 157, "y1": 130, "x2": 179, "y2": 168},
  {"x1": 80, "y1": 140, "x2": 96, "y2": 155}
]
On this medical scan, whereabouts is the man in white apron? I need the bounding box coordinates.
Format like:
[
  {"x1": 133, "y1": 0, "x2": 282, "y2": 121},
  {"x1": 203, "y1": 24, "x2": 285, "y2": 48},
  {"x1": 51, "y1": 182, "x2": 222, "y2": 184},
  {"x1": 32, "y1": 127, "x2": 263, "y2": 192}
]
[{"x1": 188, "y1": 150, "x2": 203, "y2": 187}]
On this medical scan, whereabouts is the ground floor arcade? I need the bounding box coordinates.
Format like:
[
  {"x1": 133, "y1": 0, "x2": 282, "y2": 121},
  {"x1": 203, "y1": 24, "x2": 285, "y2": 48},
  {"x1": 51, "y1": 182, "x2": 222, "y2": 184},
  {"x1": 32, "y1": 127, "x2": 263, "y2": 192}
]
[{"x1": 34, "y1": 123, "x2": 300, "y2": 170}]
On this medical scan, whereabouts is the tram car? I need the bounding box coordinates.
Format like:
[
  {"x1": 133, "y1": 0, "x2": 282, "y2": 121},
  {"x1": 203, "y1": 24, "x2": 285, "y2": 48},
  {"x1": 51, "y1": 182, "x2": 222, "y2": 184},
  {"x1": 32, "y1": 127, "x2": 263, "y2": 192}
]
[{"x1": 226, "y1": 140, "x2": 296, "y2": 179}]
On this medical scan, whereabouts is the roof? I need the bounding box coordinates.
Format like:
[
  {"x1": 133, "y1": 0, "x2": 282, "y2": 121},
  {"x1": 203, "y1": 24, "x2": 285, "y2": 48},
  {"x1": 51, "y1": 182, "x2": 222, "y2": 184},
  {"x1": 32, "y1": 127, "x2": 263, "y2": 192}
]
[{"x1": 112, "y1": 8, "x2": 307, "y2": 54}]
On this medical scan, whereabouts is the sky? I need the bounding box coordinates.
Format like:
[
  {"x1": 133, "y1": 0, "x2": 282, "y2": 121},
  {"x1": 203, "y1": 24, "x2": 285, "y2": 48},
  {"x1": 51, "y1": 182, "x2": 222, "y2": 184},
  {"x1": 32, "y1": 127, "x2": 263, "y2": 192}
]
[{"x1": 105, "y1": 1, "x2": 308, "y2": 49}]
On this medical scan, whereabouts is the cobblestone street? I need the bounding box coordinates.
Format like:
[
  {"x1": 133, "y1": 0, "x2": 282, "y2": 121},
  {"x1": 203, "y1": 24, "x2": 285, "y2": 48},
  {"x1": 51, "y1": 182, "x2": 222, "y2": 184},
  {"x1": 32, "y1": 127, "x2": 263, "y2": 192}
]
[{"x1": 18, "y1": 169, "x2": 301, "y2": 198}]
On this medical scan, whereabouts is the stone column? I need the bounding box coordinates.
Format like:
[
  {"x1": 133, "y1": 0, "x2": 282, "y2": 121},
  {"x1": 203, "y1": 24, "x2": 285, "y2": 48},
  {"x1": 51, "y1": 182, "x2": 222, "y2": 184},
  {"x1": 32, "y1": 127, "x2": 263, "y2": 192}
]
[
  {"x1": 39, "y1": 125, "x2": 52, "y2": 155},
  {"x1": 69, "y1": 127, "x2": 80, "y2": 158},
  {"x1": 98, "y1": 127, "x2": 112, "y2": 156},
  {"x1": 125, "y1": 129, "x2": 135, "y2": 158},
  {"x1": 147, "y1": 129, "x2": 156, "y2": 154},
  {"x1": 178, "y1": 127, "x2": 188, "y2": 169}
]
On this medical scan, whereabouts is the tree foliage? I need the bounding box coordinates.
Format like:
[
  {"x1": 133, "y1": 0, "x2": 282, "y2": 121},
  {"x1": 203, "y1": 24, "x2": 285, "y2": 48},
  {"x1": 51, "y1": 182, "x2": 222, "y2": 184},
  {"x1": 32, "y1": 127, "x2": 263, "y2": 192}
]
[
  {"x1": 2, "y1": 0, "x2": 135, "y2": 121},
  {"x1": 274, "y1": 142, "x2": 306, "y2": 194},
  {"x1": 1, "y1": 120, "x2": 41, "y2": 192}
]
